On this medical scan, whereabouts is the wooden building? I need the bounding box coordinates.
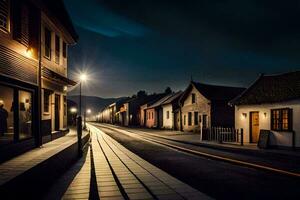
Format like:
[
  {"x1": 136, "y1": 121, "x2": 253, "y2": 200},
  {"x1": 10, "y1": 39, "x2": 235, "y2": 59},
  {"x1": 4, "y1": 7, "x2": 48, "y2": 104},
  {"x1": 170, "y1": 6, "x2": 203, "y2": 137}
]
[
  {"x1": 179, "y1": 81, "x2": 245, "y2": 132},
  {"x1": 0, "y1": 0, "x2": 77, "y2": 162},
  {"x1": 230, "y1": 72, "x2": 300, "y2": 149}
]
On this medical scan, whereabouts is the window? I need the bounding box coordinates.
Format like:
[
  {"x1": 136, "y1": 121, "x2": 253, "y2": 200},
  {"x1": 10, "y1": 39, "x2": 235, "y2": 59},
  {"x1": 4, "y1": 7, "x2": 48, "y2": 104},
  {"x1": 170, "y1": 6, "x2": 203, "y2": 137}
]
[
  {"x1": 55, "y1": 34, "x2": 60, "y2": 64},
  {"x1": 63, "y1": 41, "x2": 67, "y2": 58},
  {"x1": 203, "y1": 114, "x2": 207, "y2": 128},
  {"x1": 192, "y1": 93, "x2": 196, "y2": 104},
  {"x1": 166, "y1": 111, "x2": 169, "y2": 119},
  {"x1": 188, "y1": 112, "x2": 192, "y2": 126},
  {"x1": 194, "y1": 112, "x2": 198, "y2": 125},
  {"x1": 43, "y1": 90, "x2": 50, "y2": 113},
  {"x1": 184, "y1": 115, "x2": 186, "y2": 125},
  {"x1": 0, "y1": 84, "x2": 14, "y2": 145},
  {"x1": 271, "y1": 108, "x2": 292, "y2": 131},
  {"x1": 0, "y1": 0, "x2": 9, "y2": 32},
  {"x1": 19, "y1": 90, "x2": 32, "y2": 140},
  {"x1": 44, "y1": 27, "x2": 51, "y2": 58}
]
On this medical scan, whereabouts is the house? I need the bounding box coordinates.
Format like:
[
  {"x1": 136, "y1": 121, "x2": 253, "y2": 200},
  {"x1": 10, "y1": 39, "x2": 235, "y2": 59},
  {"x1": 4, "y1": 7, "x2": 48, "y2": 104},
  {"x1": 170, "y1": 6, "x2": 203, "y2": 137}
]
[
  {"x1": 230, "y1": 72, "x2": 300, "y2": 149},
  {"x1": 145, "y1": 94, "x2": 173, "y2": 128},
  {"x1": 161, "y1": 91, "x2": 183, "y2": 130},
  {"x1": 139, "y1": 93, "x2": 169, "y2": 127},
  {"x1": 119, "y1": 93, "x2": 166, "y2": 127},
  {"x1": 0, "y1": 0, "x2": 77, "y2": 162},
  {"x1": 179, "y1": 81, "x2": 245, "y2": 132}
]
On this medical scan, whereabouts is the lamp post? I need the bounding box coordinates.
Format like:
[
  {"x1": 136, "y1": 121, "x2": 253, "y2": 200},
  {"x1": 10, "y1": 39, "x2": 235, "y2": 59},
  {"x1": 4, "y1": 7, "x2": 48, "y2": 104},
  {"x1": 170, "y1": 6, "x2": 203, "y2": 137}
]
[{"x1": 77, "y1": 73, "x2": 87, "y2": 157}]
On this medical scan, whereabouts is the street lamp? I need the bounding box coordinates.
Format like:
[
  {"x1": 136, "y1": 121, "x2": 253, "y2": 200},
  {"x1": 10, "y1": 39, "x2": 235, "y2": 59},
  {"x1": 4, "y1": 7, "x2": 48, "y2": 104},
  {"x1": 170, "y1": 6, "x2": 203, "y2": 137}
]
[{"x1": 77, "y1": 72, "x2": 88, "y2": 157}]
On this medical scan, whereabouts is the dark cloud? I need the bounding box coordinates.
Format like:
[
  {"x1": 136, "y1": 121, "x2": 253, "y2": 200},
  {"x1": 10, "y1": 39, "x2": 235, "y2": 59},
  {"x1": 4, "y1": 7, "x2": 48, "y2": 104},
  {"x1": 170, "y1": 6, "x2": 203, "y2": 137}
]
[{"x1": 65, "y1": 0, "x2": 300, "y2": 97}]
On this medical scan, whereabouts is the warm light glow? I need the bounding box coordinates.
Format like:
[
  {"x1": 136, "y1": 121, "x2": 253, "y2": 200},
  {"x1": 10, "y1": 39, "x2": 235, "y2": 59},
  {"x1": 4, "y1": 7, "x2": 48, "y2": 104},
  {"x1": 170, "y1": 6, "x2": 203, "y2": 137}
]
[
  {"x1": 0, "y1": 99, "x2": 3, "y2": 105},
  {"x1": 241, "y1": 113, "x2": 247, "y2": 119},
  {"x1": 87, "y1": 109, "x2": 92, "y2": 114},
  {"x1": 64, "y1": 86, "x2": 68, "y2": 91},
  {"x1": 25, "y1": 47, "x2": 33, "y2": 58},
  {"x1": 79, "y1": 73, "x2": 87, "y2": 82},
  {"x1": 70, "y1": 107, "x2": 77, "y2": 113}
]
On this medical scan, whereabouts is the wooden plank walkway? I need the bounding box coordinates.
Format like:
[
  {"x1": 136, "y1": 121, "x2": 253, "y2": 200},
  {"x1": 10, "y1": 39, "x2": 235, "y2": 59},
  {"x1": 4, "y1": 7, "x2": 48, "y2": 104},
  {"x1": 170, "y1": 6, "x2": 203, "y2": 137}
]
[
  {"x1": 62, "y1": 147, "x2": 91, "y2": 200},
  {"x1": 86, "y1": 124, "x2": 212, "y2": 200}
]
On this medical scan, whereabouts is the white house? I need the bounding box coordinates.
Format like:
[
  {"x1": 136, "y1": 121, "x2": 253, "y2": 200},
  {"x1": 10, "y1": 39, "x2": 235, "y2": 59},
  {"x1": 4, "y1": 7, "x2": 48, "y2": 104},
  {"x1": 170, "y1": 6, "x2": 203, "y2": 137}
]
[
  {"x1": 161, "y1": 91, "x2": 182, "y2": 129},
  {"x1": 230, "y1": 72, "x2": 300, "y2": 149}
]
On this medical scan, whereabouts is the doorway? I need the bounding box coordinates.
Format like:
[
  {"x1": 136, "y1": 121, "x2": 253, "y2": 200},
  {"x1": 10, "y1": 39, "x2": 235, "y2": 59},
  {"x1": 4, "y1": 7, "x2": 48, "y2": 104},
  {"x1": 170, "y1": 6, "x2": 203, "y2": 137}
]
[
  {"x1": 55, "y1": 94, "x2": 60, "y2": 131},
  {"x1": 250, "y1": 112, "x2": 259, "y2": 143}
]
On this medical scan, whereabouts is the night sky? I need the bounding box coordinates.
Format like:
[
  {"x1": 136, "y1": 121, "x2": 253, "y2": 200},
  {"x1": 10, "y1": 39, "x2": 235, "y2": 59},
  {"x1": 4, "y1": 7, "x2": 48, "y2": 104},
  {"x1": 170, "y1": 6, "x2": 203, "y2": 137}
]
[{"x1": 65, "y1": 0, "x2": 300, "y2": 98}]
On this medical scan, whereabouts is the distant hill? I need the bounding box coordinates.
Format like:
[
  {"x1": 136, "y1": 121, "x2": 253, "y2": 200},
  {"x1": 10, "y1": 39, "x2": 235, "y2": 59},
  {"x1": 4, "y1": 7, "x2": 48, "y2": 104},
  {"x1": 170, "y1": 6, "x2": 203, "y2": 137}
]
[{"x1": 67, "y1": 95, "x2": 126, "y2": 114}]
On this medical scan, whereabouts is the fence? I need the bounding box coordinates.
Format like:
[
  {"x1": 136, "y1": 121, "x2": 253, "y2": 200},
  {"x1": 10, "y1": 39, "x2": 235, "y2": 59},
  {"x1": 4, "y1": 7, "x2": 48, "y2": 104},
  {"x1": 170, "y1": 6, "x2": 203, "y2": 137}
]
[{"x1": 202, "y1": 127, "x2": 243, "y2": 145}]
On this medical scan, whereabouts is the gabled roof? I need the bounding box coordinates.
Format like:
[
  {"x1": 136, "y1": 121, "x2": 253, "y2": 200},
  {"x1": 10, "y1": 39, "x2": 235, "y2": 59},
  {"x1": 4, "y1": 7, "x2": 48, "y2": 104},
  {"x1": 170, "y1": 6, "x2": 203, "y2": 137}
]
[
  {"x1": 147, "y1": 94, "x2": 173, "y2": 109},
  {"x1": 161, "y1": 91, "x2": 183, "y2": 105},
  {"x1": 230, "y1": 71, "x2": 300, "y2": 105},
  {"x1": 180, "y1": 81, "x2": 245, "y2": 104}
]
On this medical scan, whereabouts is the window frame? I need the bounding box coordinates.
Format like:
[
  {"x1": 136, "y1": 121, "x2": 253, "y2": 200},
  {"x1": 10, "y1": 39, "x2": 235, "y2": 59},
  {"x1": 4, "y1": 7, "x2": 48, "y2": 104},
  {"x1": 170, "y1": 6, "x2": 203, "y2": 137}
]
[
  {"x1": 55, "y1": 34, "x2": 60, "y2": 64},
  {"x1": 44, "y1": 26, "x2": 51, "y2": 59},
  {"x1": 191, "y1": 93, "x2": 196, "y2": 104},
  {"x1": 188, "y1": 112, "x2": 192, "y2": 126},
  {"x1": 271, "y1": 108, "x2": 292, "y2": 132},
  {"x1": 194, "y1": 112, "x2": 198, "y2": 125},
  {"x1": 43, "y1": 90, "x2": 50, "y2": 113},
  {"x1": 63, "y1": 41, "x2": 67, "y2": 58}
]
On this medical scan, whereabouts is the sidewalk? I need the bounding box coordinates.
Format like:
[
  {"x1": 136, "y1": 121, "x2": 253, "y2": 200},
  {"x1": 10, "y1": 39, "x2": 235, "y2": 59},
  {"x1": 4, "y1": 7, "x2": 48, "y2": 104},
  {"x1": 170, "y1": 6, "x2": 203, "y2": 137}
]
[
  {"x1": 0, "y1": 128, "x2": 90, "y2": 199},
  {"x1": 102, "y1": 123, "x2": 300, "y2": 158},
  {"x1": 58, "y1": 124, "x2": 212, "y2": 199}
]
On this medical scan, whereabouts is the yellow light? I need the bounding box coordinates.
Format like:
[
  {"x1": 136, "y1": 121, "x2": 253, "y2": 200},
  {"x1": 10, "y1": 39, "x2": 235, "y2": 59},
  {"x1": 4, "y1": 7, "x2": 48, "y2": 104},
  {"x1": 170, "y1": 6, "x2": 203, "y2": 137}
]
[
  {"x1": 79, "y1": 73, "x2": 87, "y2": 82},
  {"x1": 87, "y1": 109, "x2": 91, "y2": 114},
  {"x1": 25, "y1": 47, "x2": 33, "y2": 58},
  {"x1": 70, "y1": 107, "x2": 77, "y2": 113},
  {"x1": 64, "y1": 86, "x2": 68, "y2": 91}
]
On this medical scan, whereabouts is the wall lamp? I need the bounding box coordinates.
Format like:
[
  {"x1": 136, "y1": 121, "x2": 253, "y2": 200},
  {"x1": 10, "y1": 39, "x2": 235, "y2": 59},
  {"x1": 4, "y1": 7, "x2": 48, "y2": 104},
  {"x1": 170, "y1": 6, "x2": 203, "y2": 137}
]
[{"x1": 242, "y1": 113, "x2": 247, "y2": 118}]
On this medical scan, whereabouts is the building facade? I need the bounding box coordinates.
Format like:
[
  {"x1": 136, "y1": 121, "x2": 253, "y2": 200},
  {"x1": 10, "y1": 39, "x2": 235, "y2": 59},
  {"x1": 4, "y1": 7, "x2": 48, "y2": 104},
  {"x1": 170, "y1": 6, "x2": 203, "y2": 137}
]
[
  {"x1": 179, "y1": 81, "x2": 245, "y2": 132},
  {"x1": 0, "y1": 0, "x2": 77, "y2": 162},
  {"x1": 231, "y1": 72, "x2": 300, "y2": 148},
  {"x1": 161, "y1": 91, "x2": 182, "y2": 130}
]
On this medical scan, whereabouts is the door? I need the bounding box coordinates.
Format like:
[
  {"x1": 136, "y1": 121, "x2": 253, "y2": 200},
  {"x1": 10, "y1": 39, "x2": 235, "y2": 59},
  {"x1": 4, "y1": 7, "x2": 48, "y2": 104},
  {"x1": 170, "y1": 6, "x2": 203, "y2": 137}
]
[
  {"x1": 55, "y1": 94, "x2": 60, "y2": 131},
  {"x1": 250, "y1": 112, "x2": 259, "y2": 143}
]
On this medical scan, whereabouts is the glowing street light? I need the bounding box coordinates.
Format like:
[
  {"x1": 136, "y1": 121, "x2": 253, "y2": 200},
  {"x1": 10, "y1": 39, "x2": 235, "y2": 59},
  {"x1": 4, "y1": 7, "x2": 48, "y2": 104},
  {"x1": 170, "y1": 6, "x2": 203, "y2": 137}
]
[
  {"x1": 87, "y1": 109, "x2": 91, "y2": 114},
  {"x1": 70, "y1": 107, "x2": 77, "y2": 113}
]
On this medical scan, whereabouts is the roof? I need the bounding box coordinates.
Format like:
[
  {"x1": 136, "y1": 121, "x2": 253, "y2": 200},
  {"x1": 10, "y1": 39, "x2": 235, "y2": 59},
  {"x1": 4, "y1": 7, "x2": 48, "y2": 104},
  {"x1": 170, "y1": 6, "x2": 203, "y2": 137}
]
[
  {"x1": 230, "y1": 71, "x2": 300, "y2": 105},
  {"x1": 42, "y1": 67, "x2": 76, "y2": 86},
  {"x1": 161, "y1": 91, "x2": 183, "y2": 105},
  {"x1": 180, "y1": 81, "x2": 245, "y2": 104},
  {"x1": 34, "y1": 0, "x2": 78, "y2": 43},
  {"x1": 147, "y1": 94, "x2": 174, "y2": 109}
]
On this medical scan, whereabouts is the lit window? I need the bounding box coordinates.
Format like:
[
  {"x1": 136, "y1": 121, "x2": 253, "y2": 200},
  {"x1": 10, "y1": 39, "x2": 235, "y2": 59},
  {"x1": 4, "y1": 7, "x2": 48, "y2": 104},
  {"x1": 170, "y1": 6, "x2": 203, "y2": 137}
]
[{"x1": 271, "y1": 108, "x2": 292, "y2": 131}]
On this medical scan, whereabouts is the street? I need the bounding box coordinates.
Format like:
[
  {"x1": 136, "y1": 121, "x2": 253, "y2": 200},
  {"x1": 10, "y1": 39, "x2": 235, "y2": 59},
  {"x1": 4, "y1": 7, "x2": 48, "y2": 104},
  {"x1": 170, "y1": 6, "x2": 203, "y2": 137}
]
[{"x1": 91, "y1": 123, "x2": 300, "y2": 200}]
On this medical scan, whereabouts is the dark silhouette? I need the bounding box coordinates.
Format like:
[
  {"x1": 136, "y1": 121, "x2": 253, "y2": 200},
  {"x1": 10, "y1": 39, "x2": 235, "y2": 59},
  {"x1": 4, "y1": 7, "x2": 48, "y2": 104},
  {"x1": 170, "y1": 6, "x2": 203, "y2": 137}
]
[
  {"x1": 0, "y1": 104, "x2": 8, "y2": 135},
  {"x1": 165, "y1": 87, "x2": 172, "y2": 94}
]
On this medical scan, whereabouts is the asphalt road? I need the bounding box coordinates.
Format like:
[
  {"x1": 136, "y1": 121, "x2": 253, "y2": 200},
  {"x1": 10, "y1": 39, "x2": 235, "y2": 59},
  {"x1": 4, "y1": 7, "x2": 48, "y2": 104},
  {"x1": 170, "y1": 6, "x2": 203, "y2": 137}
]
[{"x1": 92, "y1": 123, "x2": 300, "y2": 200}]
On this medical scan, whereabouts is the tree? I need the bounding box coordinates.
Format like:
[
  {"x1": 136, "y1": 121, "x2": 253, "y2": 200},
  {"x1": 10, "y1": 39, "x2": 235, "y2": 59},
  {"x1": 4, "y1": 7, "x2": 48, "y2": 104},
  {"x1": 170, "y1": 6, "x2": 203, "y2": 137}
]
[
  {"x1": 165, "y1": 87, "x2": 172, "y2": 94},
  {"x1": 137, "y1": 90, "x2": 147, "y2": 98}
]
